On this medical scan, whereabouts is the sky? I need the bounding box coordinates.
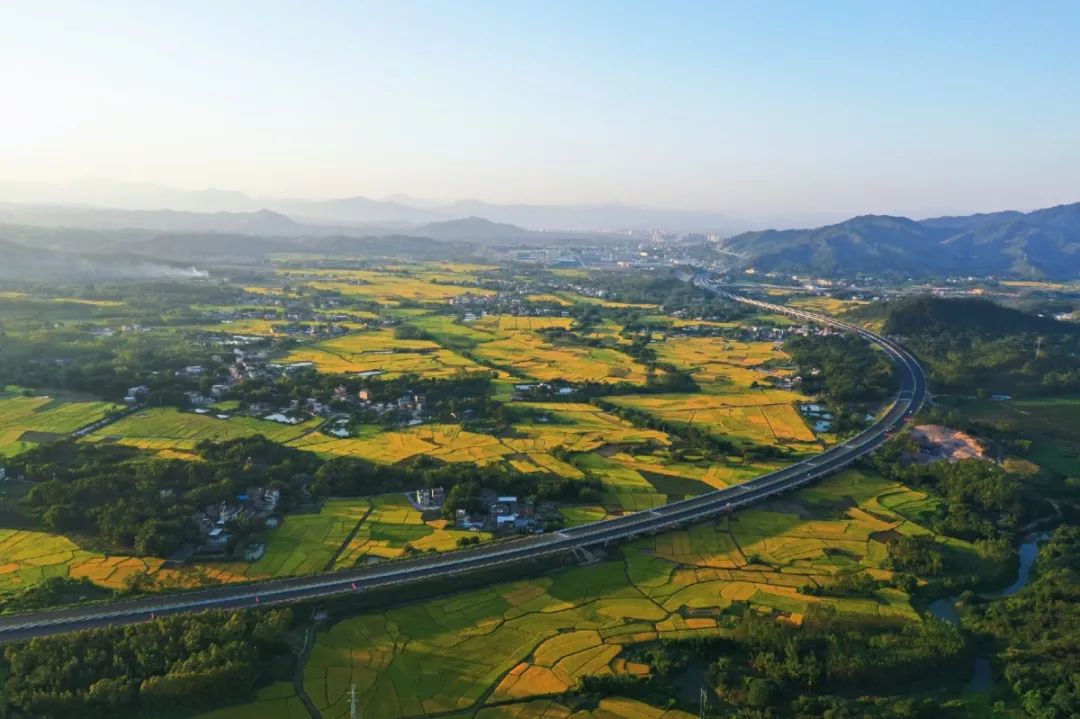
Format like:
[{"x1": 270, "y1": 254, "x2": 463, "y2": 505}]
[{"x1": 1, "y1": 0, "x2": 1078, "y2": 220}]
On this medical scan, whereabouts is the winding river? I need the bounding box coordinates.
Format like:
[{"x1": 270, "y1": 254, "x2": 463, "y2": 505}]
[{"x1": 928, "y1": 532, "x2": 1051, "y2": 691}]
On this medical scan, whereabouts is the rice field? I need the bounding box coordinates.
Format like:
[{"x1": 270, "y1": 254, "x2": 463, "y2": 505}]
[
  {"x1": 0, "y1": 392, "x2": 122, "y2": 457},
  {"x1": 0, "y1": 529, "x2": 169, "y2": 592},
  {"x1": 84, "y1": 408, "x2": 321, "y2": 455},
  {"x1": 278, "y1": 267, "x2": 498, "y2": 305},
  {"x1": 283, "y1": 329, "x2": 484, "y2": 378},
  {"x1": 331, "y1": 494, "x2": 488, "y2": 568},
  {"x1": 786, "y1": 295, "x2": 869, "y2": 316},
  {"x1": 656, "y1": 335, "x2": 792, "y2": 388},
  {"x1": 293, "y1": 406, "x2": 668, "y2": 463},
  {"x1": 288, "y1": 409, "x2": 688, "y2": 513},
  {"x1": 472, "y1": 332, "x2": 652, "y2": 384},
  {"x1": 607, "y1": 392, "x2": 819, "y2": 453},
  {"x1": 299, "y1": 470, "x2": 958, "y2": 719},
  {"x1": 0, "y1": 492, "x2": 489, "y2": 597},
  {"x1": 187, "y1": 494, "x2": 480, "y2": 581}
]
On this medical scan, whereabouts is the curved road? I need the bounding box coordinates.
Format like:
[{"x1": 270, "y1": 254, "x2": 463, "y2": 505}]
[{"x1": 0, "y1": 284, "x2": 926, "y2": 642}]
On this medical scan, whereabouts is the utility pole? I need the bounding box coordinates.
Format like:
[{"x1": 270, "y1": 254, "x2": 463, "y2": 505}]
[
  {"x1": 699, "y1": 685, "x2": 709, "y2": 719},
  {"x1": 1035, "y1": 336, "x2": 1044, "y2": 360},
  {"x1": 349, "y1": 683, "x2": 358, "y2": 719}
]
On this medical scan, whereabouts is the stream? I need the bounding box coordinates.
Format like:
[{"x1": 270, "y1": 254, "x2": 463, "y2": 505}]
[{"x1": 927, "y1": 532, "x2": 1050, "y2": 692}]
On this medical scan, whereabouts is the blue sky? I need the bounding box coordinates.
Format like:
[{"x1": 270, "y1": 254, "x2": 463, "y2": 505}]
[{"x1": 1, "y1": 0, "x2": 1078, "y2": 218}]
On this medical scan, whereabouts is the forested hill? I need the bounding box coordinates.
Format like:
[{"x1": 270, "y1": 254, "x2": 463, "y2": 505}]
[
  {"x1": 720, "y1": 202, "x2": 1080, "y2": 278},
  {"x1": 878, "y1": 296, "x2": 1080, "y2": 395},
  {"x1": 882, "y1": 296, "x2": 1074, "y2": 337}
]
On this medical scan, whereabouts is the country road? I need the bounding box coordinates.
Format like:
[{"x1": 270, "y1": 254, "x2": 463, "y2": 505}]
[{"x1": 0, "y1": 285, "x2": 927, "y2": 642}]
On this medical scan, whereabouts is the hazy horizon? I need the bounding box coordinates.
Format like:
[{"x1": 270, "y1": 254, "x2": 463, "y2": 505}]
[
  {"x1": 2, "y1": 1, "x2": 1079, "y2": 223},
  {"x1": 0, "y1": 176, "x2": 1074, "y2": 229}
]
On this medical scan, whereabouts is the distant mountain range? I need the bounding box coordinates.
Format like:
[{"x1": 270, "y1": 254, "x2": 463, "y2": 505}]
[
  {"x1": 0, "y1": 179, "x2": 744, "y2": 233},
  {"x1": 720, "y1": 203, "x2": 1080, "y2": 278},
  {"x1": 2, "y1": 181, "x2": 1078, "y2": 279},
  {"x1": 0, "y1": 202, "x2": 609, "y2": 244},
  {"x1": 0, "y1": 203, "x2": 311, "y2": 236}
]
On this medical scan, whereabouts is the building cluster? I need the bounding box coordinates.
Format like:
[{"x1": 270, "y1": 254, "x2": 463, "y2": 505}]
[
  {"x1": 193, "y1": 486, "x2": 282, "y2": 556},
  {"x1": 447, "y1": 291, "x2": 572, "y2": 319},
  {"x1": 453, "y1": 494, "x2": 552, "y2": 535}
]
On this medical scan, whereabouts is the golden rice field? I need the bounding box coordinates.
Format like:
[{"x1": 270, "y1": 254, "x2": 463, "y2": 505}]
[
  {"x1": 607, "y1": 392, "x2": 820, "y2": 453},
  {"x1": 293, "y1": 404, "x2": 669, "y2": 464},
  {"x1": 0, "y1": 526, "x2": 242, "y2": 592},
  {"x1": 191, "y1": 494, "x2": 481, "y2": 582},
  {"x1": 473, "y1": 315, "x2": 575, "y2": 333},
  {"x1": 195, "y1": 318, "x2": 374, "y2": 337},
  {"x1": 299, "y1": 470, "x2": 961, "y2": 719},
  {"x1": 283, "y1": 329, "x2": 484, "y2": 378},
  {"x1": 472, "y1": 333, "x2": 652, "y2": 384},
  {"x1": 194, "y1": 318, "x2": 286, "y2": 336},
  {"x1": 278, "y1": 266, "x2": 498, "y2": 305},
  {"x1": 0, "y1": 493, "x2": 490, "y2": 597},
  {"x1": 524, "y1": 293, "x2": 573, "y2": 306},
  {"x1": 555, "y1": 292, "x2": 658, "y2": 309},
  {"x1": 85, "y1": 408, "x2": 321, "y2": 455},
  {"x1": 656, "y1": 336, "x2": 791, "y2": 387},
  {"x1": 287, "y1": 402, "x2": 786, "y2": 513},
  {"x1": 0, "y1": 393, "x2": 122, "y2": 457},
  {"x1": 288, "y1": 407, "x2": 684, "y2": 512},
  {"x1": 0, "y1": 529, "x2": 169, "y2": 592},
  {"x1": 331, "y1": 494, "x2": 488, "y2": 568},
  {"x1": 785, "y1": 295, "x2": 869, "y2": 316}
]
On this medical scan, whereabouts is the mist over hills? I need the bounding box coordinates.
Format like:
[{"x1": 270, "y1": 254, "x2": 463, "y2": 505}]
[
  {"x1": 720, "y1": 203, "x2": 1080, "y2": 278},
  {"x1": 0, "y1": 237, "x2": 209, "y2": 282},
  {"x1": 1, "y1": 179, "x2": 1078, "y2": 280},
  {"x1": 0, "y1": 179, "x2": 743, "y2": 233},
  {"x1": 0, "y1": 203, "x2": 311, "y2": 236}
]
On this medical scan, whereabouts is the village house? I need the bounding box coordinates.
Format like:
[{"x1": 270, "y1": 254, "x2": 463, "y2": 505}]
[{"x1": 414, "y1": 487, "x2": 446, "y2": 510}]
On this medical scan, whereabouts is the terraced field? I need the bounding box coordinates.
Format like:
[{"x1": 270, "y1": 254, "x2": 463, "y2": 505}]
[{"x1": 296, "y1": 470, "x2": 966, "y2": 719}]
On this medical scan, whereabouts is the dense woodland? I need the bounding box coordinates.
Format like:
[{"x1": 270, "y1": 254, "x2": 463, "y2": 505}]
[
  {"x1": 783, "y1": 333, "x2": 895, "y2": 404},
  {"x1": 966, "y1": 526, "x2": 1080, "y2": 719},
  {"x1": 0, "y1": 608, "x2": 294, "y2": 718},
  {"x1": 879, "y1": 296, "x2": 1080, "y2": 395}
]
